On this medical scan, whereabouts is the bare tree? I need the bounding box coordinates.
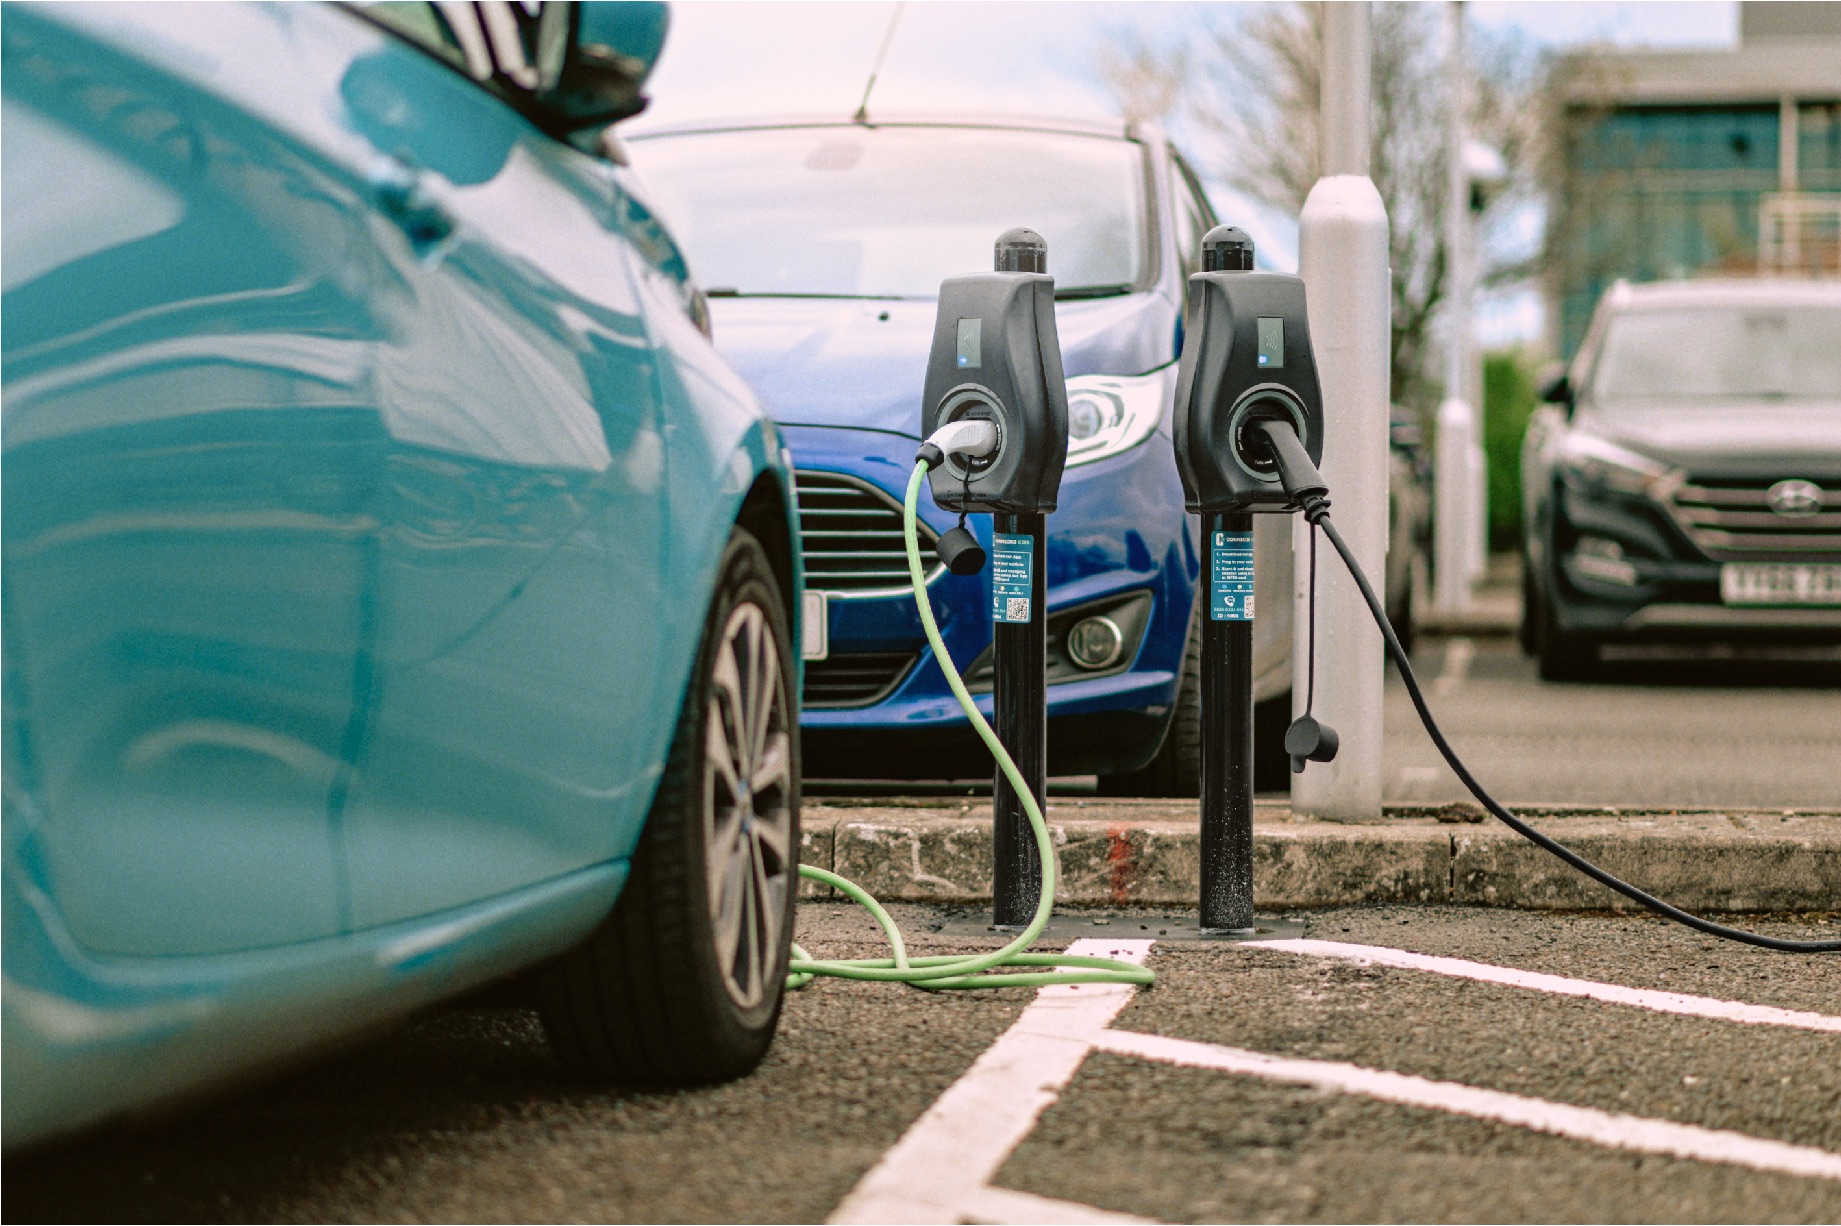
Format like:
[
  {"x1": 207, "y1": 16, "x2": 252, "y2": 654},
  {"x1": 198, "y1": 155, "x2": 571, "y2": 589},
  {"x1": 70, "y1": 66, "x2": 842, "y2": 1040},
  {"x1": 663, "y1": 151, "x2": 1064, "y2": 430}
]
[
  {"x1": 1100, "y1": 3, "x2": 1544, "y2": 414},
  {"x1": 1096, "y1": 39, "x2": 1191, "y2": 128}
]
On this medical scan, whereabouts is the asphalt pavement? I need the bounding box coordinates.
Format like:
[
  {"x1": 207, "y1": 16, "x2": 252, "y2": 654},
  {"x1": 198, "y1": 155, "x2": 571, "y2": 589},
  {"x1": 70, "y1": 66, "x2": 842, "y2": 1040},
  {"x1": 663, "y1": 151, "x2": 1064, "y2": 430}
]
[
  {"x1": 1381, "y1": 636, "x2": 1841, "y2": 809},
  {"x1": 8, "y1": 902, "x2": 1839, "y2": 1224}
]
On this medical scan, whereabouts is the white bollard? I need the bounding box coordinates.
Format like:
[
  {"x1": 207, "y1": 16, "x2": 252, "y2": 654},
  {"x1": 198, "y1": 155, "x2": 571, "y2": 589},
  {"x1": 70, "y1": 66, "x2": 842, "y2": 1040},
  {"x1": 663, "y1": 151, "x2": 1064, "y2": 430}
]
[
  {"x1": 1468, "y1": 436, "x2": 1489, "y2": 583},
  {"x1": 1293, "y1": 3, "x2": 1390, "y2": 823},
  {"x1": 1435, "y1": 396, "x2": 1476, "y2": 613},
  {"x1": 1434, "y1": 0, "x2": 1478, "y2": 615}
]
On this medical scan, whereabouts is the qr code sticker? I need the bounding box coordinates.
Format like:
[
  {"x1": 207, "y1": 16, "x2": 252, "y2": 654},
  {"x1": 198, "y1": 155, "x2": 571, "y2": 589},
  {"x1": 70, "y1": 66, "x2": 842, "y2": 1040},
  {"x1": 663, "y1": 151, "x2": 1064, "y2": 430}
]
[{"x1": 1005, "y1": 597, "x2": 1030, "y2": 622}]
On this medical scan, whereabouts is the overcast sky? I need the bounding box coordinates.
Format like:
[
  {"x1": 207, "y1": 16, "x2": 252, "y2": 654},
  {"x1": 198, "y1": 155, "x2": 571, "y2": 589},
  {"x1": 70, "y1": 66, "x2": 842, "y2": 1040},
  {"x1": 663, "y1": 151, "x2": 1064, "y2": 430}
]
[
  {"x1": 634, "y1": 3, "x2": 1743, "y2": 347},
  {"x1": 639, "y1": 2, "x2": 1737, "y2": 132}
]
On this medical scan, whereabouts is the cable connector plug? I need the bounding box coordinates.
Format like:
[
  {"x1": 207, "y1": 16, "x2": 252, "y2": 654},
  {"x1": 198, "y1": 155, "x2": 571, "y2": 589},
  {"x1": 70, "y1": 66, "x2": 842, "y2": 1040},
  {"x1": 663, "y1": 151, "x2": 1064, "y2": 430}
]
[
  {"x1": 1252, "y1": 420, "x2": 1330, "y2": 523},
  {"x1": 917, "y1": 419, "x2": 1000, "y2": 470}
]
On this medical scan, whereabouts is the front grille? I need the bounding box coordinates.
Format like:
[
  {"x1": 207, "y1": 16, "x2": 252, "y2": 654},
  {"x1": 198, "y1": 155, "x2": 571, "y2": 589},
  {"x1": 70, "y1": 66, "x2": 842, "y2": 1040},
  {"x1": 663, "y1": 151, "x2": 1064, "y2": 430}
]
[
  {"x1": 795, "y1": 471, "x2": 940, "y2": 593},
  {"x1": 803, "y1": 652, "x2": 917, "y2": 708},
  {"x1": 1668, "y1": 478, "x2": 1841, "y2": 560}
]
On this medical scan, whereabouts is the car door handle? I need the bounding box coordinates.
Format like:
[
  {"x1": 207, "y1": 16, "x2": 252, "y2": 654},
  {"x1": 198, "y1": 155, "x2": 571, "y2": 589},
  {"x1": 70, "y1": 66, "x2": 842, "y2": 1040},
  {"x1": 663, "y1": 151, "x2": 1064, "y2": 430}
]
[{"x1": 368, "y1": 157, "x2": 453, "y2": 251}]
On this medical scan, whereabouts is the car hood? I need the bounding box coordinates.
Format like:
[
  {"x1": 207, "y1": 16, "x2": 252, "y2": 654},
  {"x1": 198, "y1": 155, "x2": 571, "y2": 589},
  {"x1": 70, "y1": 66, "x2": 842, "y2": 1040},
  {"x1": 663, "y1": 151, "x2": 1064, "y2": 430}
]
[
  {"x1": 1582, "y1": 400, "x2": 1841, "y2": 479},
  {"x1": 708, "y1": 292, "x2": 1178, "y2": 438}
]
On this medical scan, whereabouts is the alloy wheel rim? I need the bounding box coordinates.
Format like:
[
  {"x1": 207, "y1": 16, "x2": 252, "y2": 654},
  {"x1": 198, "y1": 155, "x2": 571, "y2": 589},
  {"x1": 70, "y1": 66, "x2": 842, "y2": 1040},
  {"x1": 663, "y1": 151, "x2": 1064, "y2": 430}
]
[{"x1": 703, "y1": 602, "x2": 793, "y2": 1009}]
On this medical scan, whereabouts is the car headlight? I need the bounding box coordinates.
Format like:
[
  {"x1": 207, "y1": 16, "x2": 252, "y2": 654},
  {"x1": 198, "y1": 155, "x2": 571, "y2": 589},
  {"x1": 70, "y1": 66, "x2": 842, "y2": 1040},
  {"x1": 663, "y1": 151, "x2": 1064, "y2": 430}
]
[
  {"x1": 1557, "y1": 431, "x2": 1676, "y2": 497},
  {"x1": 1064, "y1": 368, "x2": 1168, "y2": 468}
]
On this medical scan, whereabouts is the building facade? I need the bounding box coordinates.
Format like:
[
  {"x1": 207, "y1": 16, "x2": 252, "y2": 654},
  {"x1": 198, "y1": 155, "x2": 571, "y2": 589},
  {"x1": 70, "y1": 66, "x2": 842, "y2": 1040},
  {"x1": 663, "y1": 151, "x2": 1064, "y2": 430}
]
[{"x1": 1547, "y1": 2, "x2": 1841, "y2": 356}]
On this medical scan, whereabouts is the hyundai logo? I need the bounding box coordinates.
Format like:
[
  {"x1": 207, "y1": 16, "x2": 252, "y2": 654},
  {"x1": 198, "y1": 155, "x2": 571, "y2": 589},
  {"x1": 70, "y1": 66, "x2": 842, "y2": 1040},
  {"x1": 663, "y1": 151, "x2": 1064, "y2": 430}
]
[{"x1": 1767, "y1": 479, "x2": 1825, "y2": 519}]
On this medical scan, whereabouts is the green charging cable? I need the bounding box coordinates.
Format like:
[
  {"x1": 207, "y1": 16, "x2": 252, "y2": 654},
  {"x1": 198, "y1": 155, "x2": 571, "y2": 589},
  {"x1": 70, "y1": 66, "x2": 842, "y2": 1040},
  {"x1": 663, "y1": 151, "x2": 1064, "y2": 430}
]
[{"x1": 784, "y1": 461, "x2": 1155, "y2": 992}]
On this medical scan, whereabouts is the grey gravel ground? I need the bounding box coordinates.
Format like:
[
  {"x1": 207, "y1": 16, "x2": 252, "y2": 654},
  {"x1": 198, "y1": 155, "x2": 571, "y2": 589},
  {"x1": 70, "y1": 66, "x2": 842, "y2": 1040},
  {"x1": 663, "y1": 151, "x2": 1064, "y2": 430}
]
[{"x1": 7, "y1": 903, "x2": 1838, "y2": 1224}]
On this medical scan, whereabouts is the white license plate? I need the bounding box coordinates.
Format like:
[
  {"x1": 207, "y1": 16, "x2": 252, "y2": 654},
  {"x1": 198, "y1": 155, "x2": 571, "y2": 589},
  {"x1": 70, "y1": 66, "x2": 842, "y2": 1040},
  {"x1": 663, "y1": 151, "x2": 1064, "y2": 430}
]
[
  {"x1": 801, "y1": 590, "x2": 829, "y2": 660},
  {"x1": 1719, "y1": 563, "x2": 1841, "y2": 606}
]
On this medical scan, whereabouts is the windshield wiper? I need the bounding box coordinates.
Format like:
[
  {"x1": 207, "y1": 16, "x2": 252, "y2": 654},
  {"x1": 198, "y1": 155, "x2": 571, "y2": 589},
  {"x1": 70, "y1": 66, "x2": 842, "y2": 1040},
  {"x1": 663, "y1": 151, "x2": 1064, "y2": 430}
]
[
  {"x1": 1054, "y1": 284, "x2": 1134, "y2": 300},
  {"x1": 703, "y1": 289, "x2": 909, "y2": 301}
]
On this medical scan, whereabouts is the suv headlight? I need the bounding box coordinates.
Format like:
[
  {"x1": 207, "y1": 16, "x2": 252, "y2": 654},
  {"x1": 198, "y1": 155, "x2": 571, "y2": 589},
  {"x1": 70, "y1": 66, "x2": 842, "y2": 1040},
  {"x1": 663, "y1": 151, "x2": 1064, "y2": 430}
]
[
  {"x1": 1064, "y1": 368, "x2": 1168, "y2": 468},
  {"x1": 1557, "y1": 431, "x2": 1676, "y2": 497}
]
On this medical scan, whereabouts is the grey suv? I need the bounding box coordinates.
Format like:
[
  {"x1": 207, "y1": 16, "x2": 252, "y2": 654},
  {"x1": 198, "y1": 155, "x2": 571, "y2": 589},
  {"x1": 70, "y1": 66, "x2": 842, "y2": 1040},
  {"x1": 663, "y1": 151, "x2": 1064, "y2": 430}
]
[{"x1": 1521, "y1": 278, "x2": 1841, "y2": 678}]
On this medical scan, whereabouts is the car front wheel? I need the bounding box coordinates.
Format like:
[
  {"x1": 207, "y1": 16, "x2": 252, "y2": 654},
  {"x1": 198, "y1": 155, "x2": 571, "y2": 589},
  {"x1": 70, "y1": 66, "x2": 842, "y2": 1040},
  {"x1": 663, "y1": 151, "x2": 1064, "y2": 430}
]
[
  {"x1": 1097, "y1": 603, "x2": 1291, "y2": 796},
  {"x1": 1535, "y1": 569, "x2": 1600, "y2": 682},
  {"x1": 538, "y1": 528, "x2": 798, "y2": 1086}
]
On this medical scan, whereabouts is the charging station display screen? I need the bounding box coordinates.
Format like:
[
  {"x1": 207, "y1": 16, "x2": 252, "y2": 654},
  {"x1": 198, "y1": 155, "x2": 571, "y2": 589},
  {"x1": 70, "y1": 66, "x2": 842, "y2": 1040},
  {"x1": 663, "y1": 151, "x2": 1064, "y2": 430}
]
[
  {"x1": 1257, "y1": 318, "x2": 1284, "y2": 369},
  {"x1": 956, "y1": 318, "x2": 982, "y2": 369}
]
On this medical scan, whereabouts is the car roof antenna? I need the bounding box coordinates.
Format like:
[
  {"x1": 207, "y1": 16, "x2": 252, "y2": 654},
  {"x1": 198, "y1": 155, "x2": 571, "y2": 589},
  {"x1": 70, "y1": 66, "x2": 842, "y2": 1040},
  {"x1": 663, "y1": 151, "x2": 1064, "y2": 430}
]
[{"x1": 853, "y1": 2, "x2": 904, "y2": 126}]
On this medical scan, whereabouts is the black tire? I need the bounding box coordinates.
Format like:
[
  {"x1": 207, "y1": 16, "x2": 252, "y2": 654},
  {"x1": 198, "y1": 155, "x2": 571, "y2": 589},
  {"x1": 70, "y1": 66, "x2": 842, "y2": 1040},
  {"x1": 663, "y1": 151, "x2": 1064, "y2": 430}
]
[
  {"x1": 537, "y1": 529, "x2": 798, "y2": 1086},
  {"x1": 1097, "y1": 601, "x2": 1201, "y2": 797},
  {"x1": 1536, "y1": 580, "x2": 1598, "y2": 682},
  {"x1": 1387, "y1": 566, "x2": 1417, "y2": 660},
  {"x1": 1097, "y1": 606, "x2": 1293, "y2": 797},
  {"x1": 1252, "y1": 694, "x2": 1292, "y2": 794},
  {"x1": 1518, "y1": 559, "x2": 1539, "y2": 656}
]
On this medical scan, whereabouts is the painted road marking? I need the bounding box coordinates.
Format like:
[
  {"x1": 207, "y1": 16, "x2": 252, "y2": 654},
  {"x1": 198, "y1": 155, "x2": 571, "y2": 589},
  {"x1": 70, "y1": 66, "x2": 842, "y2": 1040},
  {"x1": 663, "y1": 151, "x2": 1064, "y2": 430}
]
[
  {"x1": 1094, "y1": 1028, "x2": 1841, "y2": 1183},
  {"x1": 1248, "y1": 939, "x2": 1841, "y2": 1033},
  {"x1": 831, "y1": 936, "x2": 1841, "y2": 1224},
  {"x1": 828, "y1": 939, "x2": 1158, "y2": 1225},
  {"x1": 1431, "y1": 635, "x2": 1475, "y2": 695}
]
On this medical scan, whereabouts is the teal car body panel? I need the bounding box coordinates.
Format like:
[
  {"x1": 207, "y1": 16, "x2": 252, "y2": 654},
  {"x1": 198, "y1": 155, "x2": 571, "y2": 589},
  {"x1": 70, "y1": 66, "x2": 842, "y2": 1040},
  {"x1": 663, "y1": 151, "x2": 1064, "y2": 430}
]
[{"x1": 1, "y1": 0, "x2": 799, "y2": 1148}]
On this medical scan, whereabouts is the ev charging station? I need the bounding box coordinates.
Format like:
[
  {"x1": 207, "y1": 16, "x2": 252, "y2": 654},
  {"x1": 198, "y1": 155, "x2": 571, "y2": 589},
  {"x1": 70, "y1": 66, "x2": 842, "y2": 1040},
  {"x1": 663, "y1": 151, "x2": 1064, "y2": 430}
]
[
  {"x1": 1173, "y1": 227, "x2": 1330, "y2": 933},
  {"x1": 783, "y1": 213, "x2": 1838, "y2": 988},
  {"x1": 921, "y1": 228, "x2": 1069, "y2": 929}
]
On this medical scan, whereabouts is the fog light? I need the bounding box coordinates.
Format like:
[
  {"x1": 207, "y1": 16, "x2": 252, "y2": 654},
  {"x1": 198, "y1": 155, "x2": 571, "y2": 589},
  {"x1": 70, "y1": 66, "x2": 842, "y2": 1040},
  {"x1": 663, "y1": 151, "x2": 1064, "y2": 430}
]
[
  {"x1": 1068, "y1": 392, "x2": 1106, "y2": 441},
  {"x1": 1573, "y1": 536, "x2": 1637, "y2": 586},
  {"x1": 1065, "y1": 615, "x2": 1125, "y2": 670}
]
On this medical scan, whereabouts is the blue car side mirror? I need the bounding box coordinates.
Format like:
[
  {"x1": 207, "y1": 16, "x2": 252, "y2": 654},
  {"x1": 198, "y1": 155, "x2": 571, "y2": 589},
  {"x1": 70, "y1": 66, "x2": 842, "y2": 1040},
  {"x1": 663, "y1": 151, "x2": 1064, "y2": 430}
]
[{"x1": 542, "y1": 0, "x2": 671, "y2": 130}]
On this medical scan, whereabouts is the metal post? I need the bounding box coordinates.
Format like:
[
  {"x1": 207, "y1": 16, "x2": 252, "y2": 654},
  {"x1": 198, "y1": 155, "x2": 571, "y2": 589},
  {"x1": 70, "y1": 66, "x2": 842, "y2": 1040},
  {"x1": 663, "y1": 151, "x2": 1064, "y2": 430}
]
[
  {"x1": 991, "y1": 511, "x2": 1046, "y2": 927},
  {"x1": 1200, "y1": 511, "x2": 1256, "y2": 933},
  {"x1": 1294, "y1": 0, "x2": 1390, "y2": 823}
]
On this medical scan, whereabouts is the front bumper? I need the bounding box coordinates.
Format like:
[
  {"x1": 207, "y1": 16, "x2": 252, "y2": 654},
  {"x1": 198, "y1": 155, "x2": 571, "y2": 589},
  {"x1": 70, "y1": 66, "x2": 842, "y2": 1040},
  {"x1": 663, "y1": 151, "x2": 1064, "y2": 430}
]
[
  {"x1": 785, "y1": 424, "x2": 1198, "y2": 777},
  {"x1": 1547, "y1": 482, "x2": 1841, "y2": 641}
]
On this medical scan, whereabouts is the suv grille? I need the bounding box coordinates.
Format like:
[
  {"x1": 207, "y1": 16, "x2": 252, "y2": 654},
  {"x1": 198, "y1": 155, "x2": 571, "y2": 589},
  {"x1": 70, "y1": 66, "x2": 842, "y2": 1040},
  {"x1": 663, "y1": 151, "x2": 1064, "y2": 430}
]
[
  {"x1": 795, "y1": 471, "x2": 941, "y2": 593},
  {"x1": 1668, "y1": 478, "x2": 1841, "y2": 560},
  {"x1": 803, "y1": 652, "x2": 917, "y2": 708}
]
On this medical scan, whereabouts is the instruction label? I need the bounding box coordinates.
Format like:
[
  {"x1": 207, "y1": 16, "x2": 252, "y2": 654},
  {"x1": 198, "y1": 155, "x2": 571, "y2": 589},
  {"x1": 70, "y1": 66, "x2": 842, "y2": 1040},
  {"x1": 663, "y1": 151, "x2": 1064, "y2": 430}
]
[
  {"x1": 1209, "y1": 530, "x2": 1255, "y2": 621},
  {"x1": 991, "y1": 533, "x2": 1033, "y2": 624}
]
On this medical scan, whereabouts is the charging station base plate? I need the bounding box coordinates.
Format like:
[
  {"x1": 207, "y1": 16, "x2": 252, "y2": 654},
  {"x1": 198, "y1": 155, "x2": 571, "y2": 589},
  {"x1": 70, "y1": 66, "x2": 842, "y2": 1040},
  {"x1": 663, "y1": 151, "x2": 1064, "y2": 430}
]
[{"x1": 934, "y1": 911, "x2": 1305, "y2": 944}]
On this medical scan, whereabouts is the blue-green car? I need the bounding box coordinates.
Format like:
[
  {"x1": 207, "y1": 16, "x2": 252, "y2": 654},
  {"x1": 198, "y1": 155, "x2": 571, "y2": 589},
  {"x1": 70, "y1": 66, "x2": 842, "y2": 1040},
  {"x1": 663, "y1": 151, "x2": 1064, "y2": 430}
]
[{"x1": 2, "y1": 0, "x2": 802, "y2": 1149}]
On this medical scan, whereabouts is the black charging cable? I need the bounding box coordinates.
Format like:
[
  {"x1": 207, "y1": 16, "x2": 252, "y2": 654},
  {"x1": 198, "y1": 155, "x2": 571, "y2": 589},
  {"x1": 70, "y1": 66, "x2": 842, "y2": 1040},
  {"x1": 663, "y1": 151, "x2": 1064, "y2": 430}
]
[
  {"x1": 1286, "y1": 521, "x2": 1340, "y2": 772},
  {"x1": 1251, "y1": 420, "x2": 1840, "y2": 954},
  {"x1": 1306, "y1": 525, "x2": 1318, "y2": 715}
]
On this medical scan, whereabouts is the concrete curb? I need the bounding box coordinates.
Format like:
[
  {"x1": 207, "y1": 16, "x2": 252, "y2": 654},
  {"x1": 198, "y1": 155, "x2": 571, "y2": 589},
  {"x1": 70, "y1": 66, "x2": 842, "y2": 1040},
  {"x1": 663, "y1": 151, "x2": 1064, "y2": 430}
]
[{"x1": 797, "y1": 801, "x2": 1841, "y2": 913}]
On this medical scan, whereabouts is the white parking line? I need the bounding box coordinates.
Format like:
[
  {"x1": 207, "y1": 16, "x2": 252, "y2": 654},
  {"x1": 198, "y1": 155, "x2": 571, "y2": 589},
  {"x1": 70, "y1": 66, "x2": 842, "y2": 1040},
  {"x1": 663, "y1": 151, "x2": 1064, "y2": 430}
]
[
  {"x1": 1431, "y1": 635, "x2": 1475, "y2": 695},
  {"x1": 1094, "y1": 1028, "x2": 1841, "y2": 1183},
  {"x1": 828, "y1": 939, "x2": 1158, "y2": 1225},
  {"x1": 1247, "y1": 939, "x2": 1841, "y2": 1033}
]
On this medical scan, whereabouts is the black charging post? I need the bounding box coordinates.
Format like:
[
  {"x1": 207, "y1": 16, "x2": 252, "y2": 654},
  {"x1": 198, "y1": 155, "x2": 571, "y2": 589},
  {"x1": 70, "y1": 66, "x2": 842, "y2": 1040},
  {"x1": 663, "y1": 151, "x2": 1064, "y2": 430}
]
[
  {"x1": 921, "y1": 228, "x2": 1070, "y2": 930},
  {"x1": 1195, "y1": 230, "x2": 1258, "y2": 933},
  {"x1": 1171, "y1": 225, "x2": 1328, "y2": 935},
  {"x1": 991, "y1": 505, "x2": 1047, "y2": 926},
  {"x1": 989, "y1": 231, "x2": 1049, "y2": 928}
]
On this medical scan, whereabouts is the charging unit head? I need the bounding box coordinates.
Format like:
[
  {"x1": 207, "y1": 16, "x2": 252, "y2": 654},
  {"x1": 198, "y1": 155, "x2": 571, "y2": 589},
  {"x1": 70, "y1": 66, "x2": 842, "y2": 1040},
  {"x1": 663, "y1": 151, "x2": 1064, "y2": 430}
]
[
  {"x1": 1203, "y1": 226, "x2": 1255, "y2": 272},
  {"x1": 921, "y1": 229, "x2": 1069, "y2": 514},
  {"x1": 1172, "y1": 227, "x2": 1325, "y2": 513}
]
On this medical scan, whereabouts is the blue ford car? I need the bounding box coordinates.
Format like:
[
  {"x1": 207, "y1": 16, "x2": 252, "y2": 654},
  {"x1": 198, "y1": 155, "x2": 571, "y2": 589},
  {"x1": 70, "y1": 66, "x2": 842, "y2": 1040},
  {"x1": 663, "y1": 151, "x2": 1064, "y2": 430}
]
[
  {"x1": 4, "y1": 1, "x2": 802, "y2": 1148},
  {"x1": 628, "y1": 116, "x2": 1297, "y2": 791}
]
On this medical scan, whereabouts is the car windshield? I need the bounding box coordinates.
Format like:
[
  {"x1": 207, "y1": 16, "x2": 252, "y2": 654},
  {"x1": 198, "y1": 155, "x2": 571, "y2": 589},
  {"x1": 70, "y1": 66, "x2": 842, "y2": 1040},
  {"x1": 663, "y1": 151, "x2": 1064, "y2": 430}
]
[
  {"x1": 1591, "y1": 305, "x2": 1841, "y2": 402},
  {"x1": 627, "y1": 125, "x2": 1149, "y2": 299}
]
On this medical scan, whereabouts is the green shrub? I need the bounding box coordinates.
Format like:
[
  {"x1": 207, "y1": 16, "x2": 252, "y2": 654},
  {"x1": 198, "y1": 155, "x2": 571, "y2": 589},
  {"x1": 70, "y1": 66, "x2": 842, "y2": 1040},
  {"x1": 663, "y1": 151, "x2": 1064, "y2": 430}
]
[{"x1": 1483, "y1": 350, "x2": 1539, "y2": 551}]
